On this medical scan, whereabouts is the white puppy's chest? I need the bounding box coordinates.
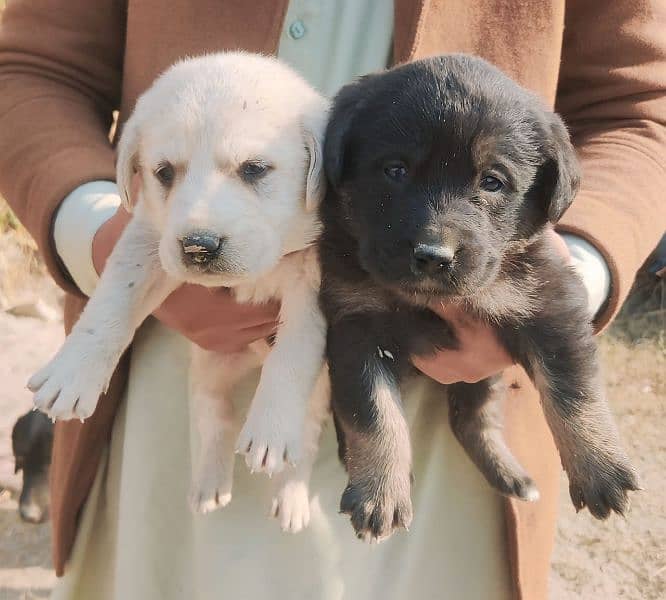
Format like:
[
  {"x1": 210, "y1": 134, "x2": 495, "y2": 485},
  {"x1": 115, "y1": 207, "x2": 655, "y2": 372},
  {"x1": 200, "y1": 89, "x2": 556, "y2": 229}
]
[{"x1": 233, "y1": 245, "x2": 320, "y2": 305}]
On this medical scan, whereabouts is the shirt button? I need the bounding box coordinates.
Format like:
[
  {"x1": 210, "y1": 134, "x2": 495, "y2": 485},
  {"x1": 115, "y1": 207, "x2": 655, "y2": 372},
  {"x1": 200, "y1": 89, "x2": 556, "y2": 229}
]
[{"x1": 288, "y1": 19, "x2": 306, "y2": 40}]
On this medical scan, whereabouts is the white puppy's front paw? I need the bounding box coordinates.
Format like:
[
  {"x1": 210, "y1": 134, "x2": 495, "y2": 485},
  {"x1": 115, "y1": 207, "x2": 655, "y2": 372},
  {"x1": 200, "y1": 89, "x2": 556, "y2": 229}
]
[
  {"x1": 189, "y1": 465, "x2": 233, "y2": 515},
  {"x1": 236, "y1": 400, "x2": 304, "y2": 476},
  {"x1": 270, "y1": 478, "x2": 311, "y2": 533},
  {"x1": 28, "y1": 340, "x2": 110, "y2": 421}
]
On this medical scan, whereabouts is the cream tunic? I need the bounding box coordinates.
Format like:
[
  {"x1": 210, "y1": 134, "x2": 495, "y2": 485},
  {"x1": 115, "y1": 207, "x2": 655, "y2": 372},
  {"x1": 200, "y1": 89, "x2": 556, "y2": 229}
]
[{"x1": 51, "y1": 2, "x2": 513, "y2": 598}]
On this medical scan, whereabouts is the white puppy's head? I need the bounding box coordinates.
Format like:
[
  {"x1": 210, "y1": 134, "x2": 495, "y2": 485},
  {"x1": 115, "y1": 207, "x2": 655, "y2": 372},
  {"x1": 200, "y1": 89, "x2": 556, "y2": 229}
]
[{"x1": 116, "y1": 52, "x2": 328, "y2": 286}]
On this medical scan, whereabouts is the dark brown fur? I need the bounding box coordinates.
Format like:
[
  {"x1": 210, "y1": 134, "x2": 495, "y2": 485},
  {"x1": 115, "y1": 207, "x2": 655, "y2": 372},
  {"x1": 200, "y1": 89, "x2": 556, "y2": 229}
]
[
  {"x1": 12, "y1": 410, "x2": 53, "y2": 523},
  {"x1": 319, "y1": 55, "x2": 639, "y2": 541}
]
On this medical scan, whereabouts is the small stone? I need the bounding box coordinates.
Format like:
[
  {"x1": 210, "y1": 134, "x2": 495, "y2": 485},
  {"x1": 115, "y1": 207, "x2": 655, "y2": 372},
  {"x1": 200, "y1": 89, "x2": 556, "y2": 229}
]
[{"x1": 6, "y1": 298, "x2": 59, "y2": 321}]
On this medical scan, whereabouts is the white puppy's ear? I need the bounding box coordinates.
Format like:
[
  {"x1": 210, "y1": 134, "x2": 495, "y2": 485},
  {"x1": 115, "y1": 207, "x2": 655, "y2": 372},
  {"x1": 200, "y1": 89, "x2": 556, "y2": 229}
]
[
  {"x1": 115, "y1": 116, "x2": 141, "y2": 212},
  {"x1": 302, "y1": 103, "x2": 328, "y2": 212}
]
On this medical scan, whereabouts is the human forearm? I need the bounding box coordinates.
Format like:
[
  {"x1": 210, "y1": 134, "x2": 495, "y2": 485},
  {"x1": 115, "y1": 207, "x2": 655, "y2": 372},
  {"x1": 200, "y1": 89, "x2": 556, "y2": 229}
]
[
  {"x1": 560, "y1": 233, "x2": 611, "y2": 318},
  {"x1": 0, "y1": 0, "x2": 124, "y2": 294},
  {"x1": 54, "y1": 182, "x2": 120, "y2": 296},
  {"x1": 557, "y1": 0, "x2": 666, "y2": 330}
]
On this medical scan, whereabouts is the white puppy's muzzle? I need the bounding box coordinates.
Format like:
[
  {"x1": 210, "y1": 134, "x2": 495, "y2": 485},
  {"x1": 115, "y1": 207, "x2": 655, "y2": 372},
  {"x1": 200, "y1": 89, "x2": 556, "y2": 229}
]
[{"x1": 180, "y1": 230, "x2": 224, "y2": 266}]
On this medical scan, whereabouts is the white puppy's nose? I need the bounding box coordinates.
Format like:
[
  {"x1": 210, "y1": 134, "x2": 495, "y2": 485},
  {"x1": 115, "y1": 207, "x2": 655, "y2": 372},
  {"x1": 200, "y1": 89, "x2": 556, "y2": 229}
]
[{"x1": 181, "y1": 231, "x2": 222, "y2": 265}]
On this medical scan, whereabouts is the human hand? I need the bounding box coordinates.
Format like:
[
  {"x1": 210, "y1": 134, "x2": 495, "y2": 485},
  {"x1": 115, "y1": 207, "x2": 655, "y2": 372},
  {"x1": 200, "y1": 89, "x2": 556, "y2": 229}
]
[
  {"x1": 91, "y1": 181, "x2": 279, "y2": 354},
  {"x1": 412, "y1": 228, "x2": 570, "y2": 384}
]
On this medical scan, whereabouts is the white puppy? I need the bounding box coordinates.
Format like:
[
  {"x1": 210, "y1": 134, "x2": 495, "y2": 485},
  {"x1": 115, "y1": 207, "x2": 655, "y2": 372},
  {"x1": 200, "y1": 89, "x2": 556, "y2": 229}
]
[{"x1": 28, "y1": 53, "x2": 330, "y2": 532}]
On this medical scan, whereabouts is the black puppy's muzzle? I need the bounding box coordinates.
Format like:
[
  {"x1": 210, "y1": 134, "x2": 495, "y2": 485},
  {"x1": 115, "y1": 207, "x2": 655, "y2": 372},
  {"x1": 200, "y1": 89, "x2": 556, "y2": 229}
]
[
  {"x1": 410, "y1": 243, "x2": 455, "y2": 277},
  {"x1": 180, "y1": 231, "x2": 224, "y2": 266}
]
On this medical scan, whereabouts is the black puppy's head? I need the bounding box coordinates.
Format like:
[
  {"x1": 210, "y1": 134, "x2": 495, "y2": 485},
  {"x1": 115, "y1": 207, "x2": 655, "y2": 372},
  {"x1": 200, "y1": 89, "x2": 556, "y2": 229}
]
[{"x1": 324, "y1": 55, "x2": 579, "y2": 299}]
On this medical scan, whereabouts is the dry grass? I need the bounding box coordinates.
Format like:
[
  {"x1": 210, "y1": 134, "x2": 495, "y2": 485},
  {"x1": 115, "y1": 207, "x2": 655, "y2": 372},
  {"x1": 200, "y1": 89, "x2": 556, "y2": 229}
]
[
  {"x1": 0, "y1": 200, "x2": 47, "y2": 309},
  {"x1": 0, "y1": 199, "x2": 20, "y2": 233},
  {"x1": 610, "y1": 270, "x2": 665, "y2": 351},
  {"x1": 551, "y1": 260, "x2": 665, "y2": 599},
  {"x1": 551, "y1": 332, "x2": 665, "y2": 600}
]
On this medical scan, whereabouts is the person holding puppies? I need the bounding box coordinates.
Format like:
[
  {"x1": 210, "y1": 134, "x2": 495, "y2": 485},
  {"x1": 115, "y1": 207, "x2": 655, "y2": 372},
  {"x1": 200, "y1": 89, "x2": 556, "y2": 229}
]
[{"x1": 0, "y1": 1, "x2": 665, "y2": 599}]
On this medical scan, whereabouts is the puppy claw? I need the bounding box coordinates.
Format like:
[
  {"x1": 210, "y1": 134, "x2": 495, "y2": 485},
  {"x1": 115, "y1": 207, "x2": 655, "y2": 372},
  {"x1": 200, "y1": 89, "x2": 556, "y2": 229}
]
[
  {"x1": 236, "y1": 418, "x2": 302, "y2": 477},
  {"x1": 472, "y1": 450, "x2": 540, "y2": 503},
  {"x1": 506, "y1": 476, "x2": 540, "y2": 503},
  {"x1": 190, "y1": 491, "x2": 232, "y2": 514},
  {"x1": 270, "y1": 479, "x2": 311, "y2": 534},
  {"x1": 566, "y1": 454, "x2": 639, "y2": 520},
  {"x1": 189, "y1": 478, "x2": 233, "y2": 515},
  {"x1": 524, "y1": 487, "x2": 541, "y2": 502},
  {"x1": 340, "y1": 474, "x2": 413, "y2": 543},
  {"x1": 27, "y1": 369, "x2": 48, "y2": 393},
  {"x1": 29, "y1": 338, "x2": 111, "y2": 421}
]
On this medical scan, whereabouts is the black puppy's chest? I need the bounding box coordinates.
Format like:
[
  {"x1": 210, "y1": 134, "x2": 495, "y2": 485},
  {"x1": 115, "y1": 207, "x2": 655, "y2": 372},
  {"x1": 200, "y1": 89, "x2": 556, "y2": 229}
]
[
  {"x1": 321, "y1": 265, "x2": 460, "y2": 377},
  {"x1": 318, "y1": 211, "x2": 567, "y2": 377},
  {"x1": 320, "y1": 233, "x2": 568, "y2": 382}
]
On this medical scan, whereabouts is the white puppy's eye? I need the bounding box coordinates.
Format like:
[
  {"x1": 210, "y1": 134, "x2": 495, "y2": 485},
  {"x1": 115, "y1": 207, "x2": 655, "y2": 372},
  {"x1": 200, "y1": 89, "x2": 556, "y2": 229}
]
[
  {"x1": 154, "y1": 162, "x2": 175, "y2": 188},
  {"x1": 239, "y1": 160, "x2": 271, "y2": 182}
]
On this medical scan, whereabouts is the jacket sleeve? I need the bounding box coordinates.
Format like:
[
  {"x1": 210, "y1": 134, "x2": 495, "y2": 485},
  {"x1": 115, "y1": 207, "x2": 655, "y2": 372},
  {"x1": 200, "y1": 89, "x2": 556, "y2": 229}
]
[
  {"x1": 556, "y1": 0, "x2": 666, "y2": 330},
  {"x1": 0, "y1": 0, "x2": 125, "y2": 295}
]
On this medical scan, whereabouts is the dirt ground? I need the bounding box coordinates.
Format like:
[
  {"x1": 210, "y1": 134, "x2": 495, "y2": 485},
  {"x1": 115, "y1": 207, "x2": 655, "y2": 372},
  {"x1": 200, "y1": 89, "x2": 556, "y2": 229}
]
[
  {"x1": 0, "y1": 229, "x2": 664, "y2": 599},
  {"x1": 550, "y1": 338, "x2": 665, "y2": 599},
  {"x1": 0, "y1": 309, "x2": 61, "y2": 600}
]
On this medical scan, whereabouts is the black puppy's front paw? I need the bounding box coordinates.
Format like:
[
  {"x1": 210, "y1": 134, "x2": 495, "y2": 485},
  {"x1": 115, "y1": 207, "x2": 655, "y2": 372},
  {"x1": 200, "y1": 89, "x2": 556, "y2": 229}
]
[
  {"x1": 567, "y1": 454, "x2": 640, "y2": 519},
  {"x1": 491, "y1": 470, "x2": 540, "y2": 503},
  {"x1": 340, "y1": 473, "x2": 413, "y2": 542}
]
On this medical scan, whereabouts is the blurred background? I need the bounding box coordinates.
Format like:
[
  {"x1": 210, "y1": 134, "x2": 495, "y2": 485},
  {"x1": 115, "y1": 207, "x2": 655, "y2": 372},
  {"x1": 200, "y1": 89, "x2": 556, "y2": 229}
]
[{"x1": 0, "y1": 1, "x2": 663, "y2": 598}]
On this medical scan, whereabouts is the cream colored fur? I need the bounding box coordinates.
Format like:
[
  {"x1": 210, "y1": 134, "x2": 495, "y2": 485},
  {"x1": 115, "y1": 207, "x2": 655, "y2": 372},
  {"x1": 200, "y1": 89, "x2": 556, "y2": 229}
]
[{"x1": 28, "y1": 52, "x2": 330, "y2": 532}]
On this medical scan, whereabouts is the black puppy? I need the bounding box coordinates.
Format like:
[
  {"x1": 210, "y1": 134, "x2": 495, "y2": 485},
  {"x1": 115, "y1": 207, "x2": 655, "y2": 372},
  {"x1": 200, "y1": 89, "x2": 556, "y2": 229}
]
[
  {"x1": 12, "y1": 409, "x2": 53, "y2": 523},
  {"x1": 319, "y1": 54, "x2": 639, "y2": 541}
]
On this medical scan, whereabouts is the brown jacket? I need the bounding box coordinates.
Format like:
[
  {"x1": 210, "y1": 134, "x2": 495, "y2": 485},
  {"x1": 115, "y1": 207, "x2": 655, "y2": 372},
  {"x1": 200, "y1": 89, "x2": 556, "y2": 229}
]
[{"x1": 0, "y1": 1, "x2": 665, "y2": 597}]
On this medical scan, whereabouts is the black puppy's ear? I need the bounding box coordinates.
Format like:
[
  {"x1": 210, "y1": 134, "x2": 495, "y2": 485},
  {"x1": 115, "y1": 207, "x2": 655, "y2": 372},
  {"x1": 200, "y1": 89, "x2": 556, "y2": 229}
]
[
  {"x1": 536, "y1": 113, "x2": 581, "y2": 223},
  {"x1": 324, "y1": 76, "x2": 372, "y2": 189}
]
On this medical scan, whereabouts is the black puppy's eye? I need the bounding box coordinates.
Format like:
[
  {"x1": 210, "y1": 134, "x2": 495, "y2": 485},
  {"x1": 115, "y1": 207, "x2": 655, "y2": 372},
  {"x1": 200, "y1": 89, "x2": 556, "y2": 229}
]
[
  {"x1": 154, "y1": 162, "x2": 175, "y2": 187},
  {"x1": 480, "y1": 175, "x2": 504, "y2": 192},
  {"x1": 240, "y1": 160, "x2": 271, "y2": 182},
  {"x1": 384, "y1": 162, "x2": 408, "y2": 182}
]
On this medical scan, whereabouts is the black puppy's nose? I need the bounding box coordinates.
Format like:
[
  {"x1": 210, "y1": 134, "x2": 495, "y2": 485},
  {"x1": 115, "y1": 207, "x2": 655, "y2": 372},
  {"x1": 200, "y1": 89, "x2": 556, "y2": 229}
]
[
  {"x1": 411, "y1": 243, "x2": 455, "y2": 276},
  {"x1": 181, "y1": 231, "x2": 222, "y2": 265}
]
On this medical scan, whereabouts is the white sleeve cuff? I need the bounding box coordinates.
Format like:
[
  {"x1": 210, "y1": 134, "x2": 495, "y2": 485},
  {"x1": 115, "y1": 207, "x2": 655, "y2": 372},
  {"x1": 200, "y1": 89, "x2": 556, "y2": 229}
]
[
  {"x1": 53, "y1": 181, "x2": 121, "y2": 297},
  {"x1": 561, "y1": 233, "x2": 612, "y2": 318}
]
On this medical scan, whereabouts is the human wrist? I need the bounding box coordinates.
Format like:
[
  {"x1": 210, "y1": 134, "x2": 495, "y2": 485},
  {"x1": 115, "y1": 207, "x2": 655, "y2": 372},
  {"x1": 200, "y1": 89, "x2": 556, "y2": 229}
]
[
  {"x1": 53, "y1": 181, "x2": 121, "y2": 296},
  {"x1": 560, "y1": 233, "x2": 611, "y2": 318},
  {"x1": 91, "y1": 207, "x2": 132, "y2": 275}
]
